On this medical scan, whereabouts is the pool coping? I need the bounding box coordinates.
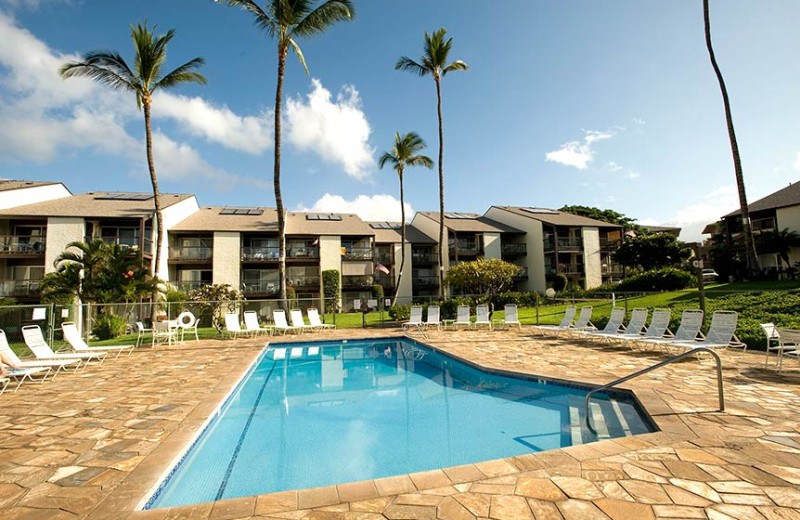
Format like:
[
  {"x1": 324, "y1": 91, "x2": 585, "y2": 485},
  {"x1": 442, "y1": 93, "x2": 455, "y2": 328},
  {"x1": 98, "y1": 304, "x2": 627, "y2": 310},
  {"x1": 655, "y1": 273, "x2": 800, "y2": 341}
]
[{"x1": 85, "y1": 331, "x2": 697, "y2": 519}]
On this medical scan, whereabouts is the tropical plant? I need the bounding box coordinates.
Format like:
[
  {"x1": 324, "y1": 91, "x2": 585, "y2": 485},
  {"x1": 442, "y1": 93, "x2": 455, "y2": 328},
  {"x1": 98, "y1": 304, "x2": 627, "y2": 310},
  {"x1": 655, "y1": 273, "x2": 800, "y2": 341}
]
[
  {"x1": 759, "y1": 228, "x2": 800, "y2": 270},
  {"x1": 616, "y1": 267, "x2": 696, "y2": 292},
  {"x1": 703, "y1": 0, "x2": 759, "y2": 276},
  {"x1": 614, "y1": 233, "x2": 692, "y2": 271},
  {"x1": 444, "y1": 258, "x2": 522, "y2": 301},
  {"x1": 187, "y1": 284, "x2": 241, "y2": 332},
  {"x1": 218, "y1": 0, "x2": 354, "y2": 308},
  {"x1": 378, "y1": 131, "x2": 434, "y2": 305},
  {"x1": 552, "y1": 274, "x2": 569, "y2": 293},
  {"x1": 559, "y1": 205, "x2": 646, "y2": 236},
  {"x1": 60, "y1": 22, "x2": 206, "y2": 281},
  {"x1": 322, "y1": 269, "x2": 340, "y2": 313},
  {"x1": 396, "y1": 27, "x2": 469, "y2": 297}
]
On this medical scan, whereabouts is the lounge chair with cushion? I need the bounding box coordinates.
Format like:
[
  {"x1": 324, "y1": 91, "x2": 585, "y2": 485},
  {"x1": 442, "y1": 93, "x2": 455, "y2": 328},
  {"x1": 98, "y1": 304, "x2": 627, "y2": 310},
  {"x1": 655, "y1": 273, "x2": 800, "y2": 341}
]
[
  {"x1": 503, "y1": 304, "x2": 522, "y2": 329},
  {"x1": 22, "y1": 325, "x2": 105, "y2": 367},
  {"x1": 244, "y1": 311, "x2": 274, "y2": 336},
  {"x1": 290, "y1": 310, "x2": 315, "y2": 334},
  {"x1": 530, "y1": 306, "x2": 576, "y2": 336},
  {"x1": 0, "y1": 330, "x2": 79, "y2": 377},
  {"x1": 636, "y1": 309, "x2": 704, "y2": 352},
  {"x1": 453, "y1": 305, "x2": 471, "y2": 329},
  {"x1": 670, "y1": 310, "x2": 746, "y2": 353},
  {"x1": 474, "y1": 304, "x2": 492, "y2": 329},
  {"x1": 307, "y1": 308, "x2": 335, "y2": 331},
  {"x1": 61, "y1": 322, "x2": 134, "y2": 360},
  {"x1": 402, "y1": 306, "x2": 424, "y2": 332},
  {"x1": 425, "y1": 305, "x2": 442, "y2": 330}
]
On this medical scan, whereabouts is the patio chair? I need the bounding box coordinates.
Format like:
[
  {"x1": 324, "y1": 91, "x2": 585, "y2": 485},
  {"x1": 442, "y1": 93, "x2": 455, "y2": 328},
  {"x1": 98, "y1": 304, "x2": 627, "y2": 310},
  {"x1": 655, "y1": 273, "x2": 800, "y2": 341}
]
[
  {"x1": 402, "y1": 306, "x2": 424, "y2": 332},
  {"x1": 61, "y1": 322, "x2": 134, "y2": 360},
  {"x1": 636, "y1": 309, "x2": 704, "y2": 352},
  {"x1": 503, "y1": 304, "x2": 522, "y2": 329},
  {"x1": 0, "y1": 329, "x2": 79, "y2": 377},
  {"x1": 775, "y1": 327, "x2": 800, "y2": 373},
  {"x1": 290, "y1": 310, "x2": 315, "y2": 334},
  {"x1": 22, "y1": 325, "x2": 104, "y2": 368},
  {"x1": 307, "y1": 308, "x2": 335, "y2": 331},
  {"x1": 424, "y1": 305, "x2": 442, "y2": 330},
  {"x1": 453, "y1": 305, "x2": 471, "y2": 329},
  {"x1": 578, "y1": 307, "x2": 626, "y2": 340},
  {"x1": 670, "y1": 310, "x2": 745, "y2": 353},
  {"x1": 272, "y1": 310, "x2": 301, "y2": 335},
  {"x1": 224, "y1": 313, "x2": 248, "y2": 339},
  {"x1": 176, "y1": 311, "x2": 200, "y2": 343},
  {"x1": 761, "y1": 323, "x2": 785, "y2": 368},
  {"x1": 135, "y1": 321, "x2": 151, "y2": 348},
  {"x1": 244, "y1": 311, "x2": 275, "y2": 336},
  {"x1": 152, "y1": 320, "x2": 179, "y2": 347},
  {"x1": 474, "y1": 304, "x2": 492, "y2": 329},
  {"x1": 530, "y1": 306, "x2": 575, "y2": 336},
  {"x1": 614, "y1": 308, "x2": 668, "y2": 346}
]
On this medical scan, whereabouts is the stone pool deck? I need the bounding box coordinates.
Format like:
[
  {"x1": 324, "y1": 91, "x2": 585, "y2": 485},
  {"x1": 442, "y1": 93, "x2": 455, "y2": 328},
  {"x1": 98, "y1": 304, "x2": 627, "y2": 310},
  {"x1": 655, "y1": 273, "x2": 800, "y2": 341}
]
[{"x1": 1, "y1": 328, "x2": 799, "y2": 520}]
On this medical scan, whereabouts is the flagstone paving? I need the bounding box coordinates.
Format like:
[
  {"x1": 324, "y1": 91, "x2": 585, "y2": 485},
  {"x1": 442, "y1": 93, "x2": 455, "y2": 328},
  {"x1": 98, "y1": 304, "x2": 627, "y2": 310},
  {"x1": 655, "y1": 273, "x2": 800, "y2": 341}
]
[{"x1": 1, "y1": 327, "x2": 799, "y2": 519}]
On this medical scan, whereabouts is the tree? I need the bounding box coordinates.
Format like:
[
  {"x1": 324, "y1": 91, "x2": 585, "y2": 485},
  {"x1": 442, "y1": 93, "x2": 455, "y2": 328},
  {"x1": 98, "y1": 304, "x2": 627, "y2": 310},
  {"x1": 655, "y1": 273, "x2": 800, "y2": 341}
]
[
  {"x1": 378, "y1": 132, "x2": 434, "y2": 305},
  {"x1": 322, "y1": 269, "x2": 340, "y2": 313},
  {"x1": 41, "y1": 239, "x2": 160, "y2": 304},
  {"x1": 60, "y1": 22, "x2": 206, "y2": 283},
  {"x1": 760, "y1": 228, "x2": 800, "y2": 270},
  {"x1": 444, "y1": 259, "x2": 522, "y2": 304},
  {"x1": 559, "y1": 205, "x2": 646, "y2": 235},
  {"x1": 703, "y1": 0, "x2": 759, "y2": 276},
  {"x1": 187, "y1": 284, "x2": 241, "y2": 332},
  {"x1": 219, "y1": 0, "x2": 354, "y2": 309},
  {"x1": 396, "y1": 28, "x2": 469, "y2": 298},
  {"x1": 613, "y1": 233, "x2": 692, "y2": 272}
]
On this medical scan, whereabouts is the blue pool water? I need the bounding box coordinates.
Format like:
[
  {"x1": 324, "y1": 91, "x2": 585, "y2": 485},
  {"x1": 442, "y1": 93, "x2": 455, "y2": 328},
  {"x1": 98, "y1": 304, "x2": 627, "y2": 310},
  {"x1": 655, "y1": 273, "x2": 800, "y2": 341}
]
[{"x1": 146, "y1": 338, "x2": 653, "y2": 509}]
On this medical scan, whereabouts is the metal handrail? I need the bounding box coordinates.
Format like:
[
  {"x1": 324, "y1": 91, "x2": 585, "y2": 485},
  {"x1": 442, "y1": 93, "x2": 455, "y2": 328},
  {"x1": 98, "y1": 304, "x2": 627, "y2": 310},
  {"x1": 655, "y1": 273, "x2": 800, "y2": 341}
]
[{"x1": 585, "y1": 347, "x2": 724, "y2": 435}]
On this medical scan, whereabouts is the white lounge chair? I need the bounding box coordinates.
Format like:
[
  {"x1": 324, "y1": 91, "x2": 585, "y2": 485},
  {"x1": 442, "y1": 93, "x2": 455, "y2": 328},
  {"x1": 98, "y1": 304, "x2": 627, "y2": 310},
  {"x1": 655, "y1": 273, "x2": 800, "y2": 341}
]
[
  {"x1": 307, "y1": 308, "x2": 335, "y2": 331},
  {"x1": 224, "y1": 313, "x2": 247, "y2": 339},
  {"x1": 503, "y1": 304, "x2": 522, "y2": 329},
  {"x1": 637, "y1": 309, "x2": 704, "y2": 352},
  {"x1": 605, "y1": 308, "x2": 649, "y2": 343},
  {"x1": 22, "y1": 325, "x2": 104, "y2": 368},
  {"x1": 565, "y1": 306, "x2": 595, "y2": 336},
  {"x1": 272, "y1": 310, "x2": 301, "y2": 335},
  {"x1": 0, "y1": 376, "x2": 7, "y2": 395},
  {"x1": 61, "y1": 322, "x2": 134, "y2": 360},
  {"x1": 0, "y1": 363, "x2": 51, "y2": 392},
  {"x1": 615, "y1": 308, "x2": 671, "y2": 347},
  {"x1": 474, "y1": 304, "x2": 492, "y2": 329},
  {"x1": 0, "y1": 330, "x2": 79, "y2": 377},
  {"x1": 531, "y1": 306, "x2": 575, "y2": 336},
  {"x1": 176, "y1": 311, "x2": 200, "y2": 343},
  {"x1": 670, "y1": 310, "x2": 745, "y2": 353},
  {"x1": 453, "y1": 305, "x2": 471, "y2": 329},
  {"x1": 290, "y1": 310, "x2": 314, "y2": 334},
  {"x1": 425, "y1": 305, "x2": 441, "y2": 330},
  {"x1": 244, "y1": 311, "x2": 274, "y2": 336},
  {"x1": 578, "y1": 307, "x2": 626, "y2": 339},
  {"x1": 402, "y1": 306, "x2": 424, "y2": 332}
]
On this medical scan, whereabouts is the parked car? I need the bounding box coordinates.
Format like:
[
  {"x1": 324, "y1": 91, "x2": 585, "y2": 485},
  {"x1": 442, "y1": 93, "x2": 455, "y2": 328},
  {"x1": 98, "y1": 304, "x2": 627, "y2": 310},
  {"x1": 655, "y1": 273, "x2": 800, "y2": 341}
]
[{"x1": 701, "y1": 268, "x2": 718, "y2": 281}]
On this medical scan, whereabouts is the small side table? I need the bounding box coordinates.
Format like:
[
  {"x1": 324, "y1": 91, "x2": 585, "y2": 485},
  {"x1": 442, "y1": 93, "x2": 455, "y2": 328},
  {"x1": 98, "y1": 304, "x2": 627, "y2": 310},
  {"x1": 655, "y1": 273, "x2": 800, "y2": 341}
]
[{"x1": 442, "y1": 319, "x2": 455, "y2": 330}]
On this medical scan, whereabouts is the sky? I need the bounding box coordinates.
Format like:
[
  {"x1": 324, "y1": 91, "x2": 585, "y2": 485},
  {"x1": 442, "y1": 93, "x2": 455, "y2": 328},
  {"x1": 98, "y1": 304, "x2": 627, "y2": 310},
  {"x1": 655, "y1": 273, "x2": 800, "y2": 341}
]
[{"x1": 1, "y1": 0, "x2": 800, "y2": 241}]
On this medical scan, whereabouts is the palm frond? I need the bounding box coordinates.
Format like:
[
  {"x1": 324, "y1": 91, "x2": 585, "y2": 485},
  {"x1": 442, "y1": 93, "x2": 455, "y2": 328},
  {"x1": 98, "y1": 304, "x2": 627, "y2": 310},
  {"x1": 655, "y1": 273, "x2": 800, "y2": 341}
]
[
  {"x1": 377, "y1": 151, "x2": 397, "y2": 169},
  {"x1": 219, "y1": 0, "x2": 280, "y2": 37},
  {"x1": 154, "y1": 57, "x2": 207, "y2": 90},
  {"x1": 406, "y1": 155, "x2": 434, "y2": 169},
  {"x1": 59, "y1": 51, "x2": 138, "y2": 92},
  {"x1": 291, "y1": 0, "x2": 354, "y2": 39},
  {"x1": 395, "y1": 56, "x2": 430, "y2": 76},
  {"x1": 288, "y1": 38, "x2": 309, "y2": 74},
  {"x1": 443, "y1": 60, "x2": 469, "y2": 76}
]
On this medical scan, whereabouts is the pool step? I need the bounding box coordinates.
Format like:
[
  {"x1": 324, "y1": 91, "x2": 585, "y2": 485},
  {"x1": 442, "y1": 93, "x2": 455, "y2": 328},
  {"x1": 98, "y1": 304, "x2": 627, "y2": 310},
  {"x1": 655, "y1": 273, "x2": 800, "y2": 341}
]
[{"x1": 569, "y1": 395, "x2": 648, "y2": 445}]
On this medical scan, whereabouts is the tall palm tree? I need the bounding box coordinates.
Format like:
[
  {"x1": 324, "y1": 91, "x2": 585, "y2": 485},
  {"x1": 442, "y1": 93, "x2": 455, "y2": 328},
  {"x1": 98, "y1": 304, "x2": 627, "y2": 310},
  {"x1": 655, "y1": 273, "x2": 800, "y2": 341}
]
[
  {"x1": 703, "y1": 0, "x2": 759, "y2": 276},
  {"x1": 378, "y1": 132, "x2": 434, "y2": 305},
  {"x1": 761, "y1": 228, "x2": 800, "y2": 270},
  {"x1": 396, "y1": 28, "x2": 469, "y2": 298},
  {"x1": 218, "y1": 0, "x2": 354, "y2": 308},
  {"x1": 60, "y1": 22, "x2": 206, "y2": 282}
]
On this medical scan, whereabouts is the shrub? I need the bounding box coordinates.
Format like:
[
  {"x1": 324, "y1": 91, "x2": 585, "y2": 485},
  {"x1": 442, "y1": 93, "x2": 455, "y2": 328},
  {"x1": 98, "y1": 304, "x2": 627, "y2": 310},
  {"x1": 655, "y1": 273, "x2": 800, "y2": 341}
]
[
  {"x1": 92, "y1": 313, "x2": 127, "y2": 340},
  {"x1": 388, "y1": 305, "x2": 410, "y2": 321},
  {"x1": 322, "y1": 270, "x2": 340, "y2": 312},
  {"x1": 371, "y1": 284, "x2": 384, "y2": 304},
  {"x1": 490, "y1": 291, "x2": 539, "y2": 308},
  {"x1": 616, "y1": 267, "x2": 695, "y2": 292},
  {"x1": 552, "y1": 274, "x2": 568, "y2": 292}
]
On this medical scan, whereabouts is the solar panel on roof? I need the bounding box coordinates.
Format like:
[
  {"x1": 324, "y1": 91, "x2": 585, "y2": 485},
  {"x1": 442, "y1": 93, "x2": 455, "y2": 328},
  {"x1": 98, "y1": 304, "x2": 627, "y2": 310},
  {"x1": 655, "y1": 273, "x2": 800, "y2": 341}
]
[
  {"x1": 305, "y1": 213, "x2": 342, "y2": 221},
  {"x1": 444, "y1": 212, "x2": 478, "y2": 219},
  {"x1": 370, "y1": 222, "x2": 397, "y2": 229},
  {"x1": 220, "y1": 207, "x2": 264, "y2": 215},
  {"x1": 521, "y1": 207, "x2": 559, "y2": 215},
  {"x1": 94, "y1": 192, "x2": 153, "y2": 201}
]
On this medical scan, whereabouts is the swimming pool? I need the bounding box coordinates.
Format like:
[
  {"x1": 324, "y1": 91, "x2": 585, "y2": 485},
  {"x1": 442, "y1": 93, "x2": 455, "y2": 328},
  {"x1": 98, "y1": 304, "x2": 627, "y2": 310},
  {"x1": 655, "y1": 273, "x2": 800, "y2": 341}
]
[{"x1": 145, "y1": 337, "x2": 654, "y2": 509}]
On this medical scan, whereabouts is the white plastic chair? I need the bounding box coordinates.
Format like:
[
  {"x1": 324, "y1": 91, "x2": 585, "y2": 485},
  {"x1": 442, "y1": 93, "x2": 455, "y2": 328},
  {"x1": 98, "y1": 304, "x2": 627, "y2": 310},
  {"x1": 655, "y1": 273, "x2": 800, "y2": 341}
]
[
  {"x1": 22, "y1": 325, "x2": 103, "y2": 368},
  {"x1": 135, "y1": 321, "x2": 151, "y2": 347},
  {"x1": 454, "y1": 305, "x2": 471, "y2": 329},
  {"x1": 290, "y1": 310, "x2": 314, "y2": 333},
  {"x1": 61, "y1": 322, "x2": 134, "y2": 359},
  {"x1": 224, "y1": 313, "x2": 246, "y2": 339},
  {"x1": 761, "y1": 323, "x2": 784, "y2": 368},
  {"x1": 402, "y1": 306, "x2": 424, "y2": 331},
  {"x1": 176, "y1": 311, "x2": 199, "y2": 343},
  {"x1": 579, "y1": 307, "x2": 626, "y2": 339},
  {"x1": 425, "y1": 305, "x2": 441, "y2": 330},
  {"x1": 503, "y1": 304, "x2": 521, "y2": 329},
  {"x1": 272, "y1": 310, "x2": 300, "y2": 335},
  {"x1": 0, "y1": 329, "x2": 78, "y2": 377},
  {"x1": 474, "y1": 304, "x2": 492, "y2": 329},
  {"x1": 152, "y1": 320, "x2": 179, "y2": 347},
  {"x1": 307, "y1": 308, "x2": 335, "y2": 331},
  {"x1": 244, "y1": 311, "x2": 274, "y2": 336},
  {"x1": 637, "y1": 309, "x2": 704, "y2": 352},
  {"x1": 531, "y1": 306, "x2": 575, "y2": 336}
]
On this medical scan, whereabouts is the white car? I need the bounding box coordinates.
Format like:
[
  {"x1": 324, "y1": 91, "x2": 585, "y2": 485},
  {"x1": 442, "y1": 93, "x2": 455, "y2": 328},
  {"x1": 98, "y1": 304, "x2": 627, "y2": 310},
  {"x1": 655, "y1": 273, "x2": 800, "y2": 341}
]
[{"x1": 701, "y1": 268, "x2": 718, "y2": 281}]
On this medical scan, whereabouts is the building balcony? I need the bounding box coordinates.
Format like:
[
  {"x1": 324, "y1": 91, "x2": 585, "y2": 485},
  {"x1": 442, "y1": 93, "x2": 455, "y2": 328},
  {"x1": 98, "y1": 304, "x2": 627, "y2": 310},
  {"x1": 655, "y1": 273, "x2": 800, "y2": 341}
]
[
  {"x1": 411, "y1": 252, "x2": 437, "y2": 264},
  {"x1": 0, "y1": 279, "x2": 42, "y2": 297},
  {"x1": 602, "y1": 264, "x2": 624, "y2": 276},
  {"x1": 342, "y1": 275, "x2": 374, "y2": 288},
  {"x1": 412, "y1": 275, "x2": 439, "y2": 288},
  {"x1": 374, "y1": 251, "x2": 394, "y2": 264},
  {"x1": 169, "y1": 246, "x2": 212, "y2": 262},
  {"x1": 242, "y1": 246, "x2": 279, "y2": 261},
  {"x1": 288, "y1": 246, "x2": 319, "y2": 259},
  {"x1": 545, "y1": 264, "x2": 584, "y2": 276},
  {"x1": 752, "y1": 217, "x2": 777, "y2": 233},
  {"x1": 543, "y1": 237, "x2": 583, "y2": 252},
  {"x1": 0, "y1": 236, "x2": 46, "y2": 256},
  {"x1": 599, "y1": 238, "x2": 621, "y2": 251},
  {"x1": 448, "y1": 241, "x2": 482, "y2": 256},
  {"x1": 174, "y1": 280, "x2": 211, "y2": 293},
  {"x1": 342, "y1": 248, "x2": 373, "y2": 261},
  {"x1": 288, "y1": 276, "x2": 320, "y2": 288},
  {"x1": 241, "y1": 282, "x2": 279, "y2": 295},
  {"x1": 89, "y1": 235, "x2": 152, "y2": 253},
  {"x1": 501, "y1": 243, "x2": 527, "y2": 258},
  {"x1": 513, "y1": 267, "x2": 529, "y2": 281},
  {"x1": 374, "y1": 273, "x2": 395, "y2": 288}
]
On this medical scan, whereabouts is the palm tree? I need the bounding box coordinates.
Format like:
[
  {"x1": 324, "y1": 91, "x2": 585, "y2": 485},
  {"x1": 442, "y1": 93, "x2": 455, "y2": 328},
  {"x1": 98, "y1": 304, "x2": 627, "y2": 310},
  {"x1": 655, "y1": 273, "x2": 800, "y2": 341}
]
[
  {"x1": 396, "y1": 27, "x2": 469, "y2": 298},
  {"x1": 703, "y1": 0, "x2": 759, "y2": 276},
  {"x1": 60, "y1": 22, "x2": 206, "y2": 283},
  {"x1": 218, "y1": 0, "x2": 354, "y2": 308},
  {"x1": 760, "y1": 228, "x2": 800, "y2": 271},
  {"x1": 378, "y1": 132, "x2": 434, "y2": 305}
]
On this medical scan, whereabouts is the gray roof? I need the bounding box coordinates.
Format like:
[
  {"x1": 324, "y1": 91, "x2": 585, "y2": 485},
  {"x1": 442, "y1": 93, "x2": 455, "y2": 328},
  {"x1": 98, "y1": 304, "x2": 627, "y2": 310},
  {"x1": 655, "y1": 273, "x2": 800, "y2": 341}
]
[
  {"x1": 724, "y1": 181, "x2": 800, "y2": 217},
  {"x1": 492, "y1": 206, "x2": 622, "y2": 228},
  {"x1": 0, "y1": 192, "x2": 193, "y2": 218},
  {"x1": 0, "y1": 180, "x2": 63, "y2": 193},
  {"x1": 366, "y1": 222, "x2": 437, "y2": 244},
  {"x1": 645, "y1": 225, "x2": 681, "y2": 236},
  {"x1": 417, "y1": 212, "x2": 524, "y2": 233},
  {"x1": 171, "y1": 208, "x2": 376, "y2": 236}
]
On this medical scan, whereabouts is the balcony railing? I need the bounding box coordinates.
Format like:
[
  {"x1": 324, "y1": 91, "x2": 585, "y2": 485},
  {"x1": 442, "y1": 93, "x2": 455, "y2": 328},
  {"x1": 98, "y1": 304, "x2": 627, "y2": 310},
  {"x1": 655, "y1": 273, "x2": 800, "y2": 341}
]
[
  {"x1": 0, "y1": 279, "x2": 42, "y2": 296},
  {"x1": 0, "y1": 236, "x2": 45, "y2": 255},
  {"x1": 544, "y1": 237, "x2": 583, "y2": 251},
  {"x1": 342, "y1": 275, "x2": 374, "y2": 288},
  {"x1": 502, "y1": 243, "x2": 527, "y2": 257},
  {"x1": 241, "y1": 282, "x2": 279, "y2": 294},
  {"x1": 175, "y1": 280, "x2": 211, "y2": 292},
  {"x1": 169, "y1": 246, "x2": 212, "y2": 261},
  {"x1": 602, "y1": 264, "x2": 624, "y2": 276},
  {"x1": 374, "y1": 251, "x2": 394, "y2": 264},
  {"x1": 288, "y1": 246, "x2": 319, "y2": 259},
  {"x1": 448, "y1": 241, "x2": 482, "y2": 255},
  {"x1": 374, "y1": 274, "x2": 395, "y2": 288},
  {"x1": 90, "y1": 235, "x2": 153, "y2": 252},
  {"x1": 287, "y1": 276, "x2": 320, "y2": 287},
  {"x1": 513, "y1": 267, "x2": 529, "y2": 281},
  {"x1": 545, "y1": 264, "x2": 584, "y2": 276},
  {"x1": 412, "y1": 275, "x2": 439, "y2": 287},
  {"x1": 600, "y1": 238, "x2": 621, "y2": 250},
  {"x1": 752, "y1": 217, "x2": 777, "y2": 232},
  {"x1": 412, "y1": 252, "x2": 437, "y2": 263},
  {"x1": 242, "y1": 247, "x2": 279, "y2": 261},
  {"x1": 342, "y1": 248, "x2": 373, "y2": 261}
]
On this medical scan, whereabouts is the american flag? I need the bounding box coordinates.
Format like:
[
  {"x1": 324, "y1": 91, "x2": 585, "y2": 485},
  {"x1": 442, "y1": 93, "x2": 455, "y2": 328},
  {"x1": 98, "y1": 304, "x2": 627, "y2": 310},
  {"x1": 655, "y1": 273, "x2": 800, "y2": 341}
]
[{"x1": 375, "y1": 263, "x2": 390, "y2": 275}]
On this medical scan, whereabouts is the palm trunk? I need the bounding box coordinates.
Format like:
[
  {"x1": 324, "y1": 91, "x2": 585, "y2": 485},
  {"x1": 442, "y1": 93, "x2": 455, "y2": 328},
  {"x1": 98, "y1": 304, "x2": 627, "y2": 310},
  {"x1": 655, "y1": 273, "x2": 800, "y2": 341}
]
[
  {"x1": 143, "y1": 99, "x2": 162, "y2": 317},
  {"x1": 275, "y1": 46, "x2": 288, "y2": 311},
  {"x1": 393, "y1": 169, "x2": 406, "y2": 307},
  {"x1": 703, "y1": 0, "x2": 759, "y2": 277},
  {"x1": 435, "y1": 75, "x2": 445, "y2": 299}
]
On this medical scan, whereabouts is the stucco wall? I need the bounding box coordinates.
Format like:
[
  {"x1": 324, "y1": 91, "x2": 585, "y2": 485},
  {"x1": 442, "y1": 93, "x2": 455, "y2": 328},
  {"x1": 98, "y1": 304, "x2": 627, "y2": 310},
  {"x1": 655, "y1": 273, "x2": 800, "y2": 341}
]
[
  {"x1": 319, "y1": 236, "x2": 342, "y2": 309},
  {"x1": 484, "y1": 207, "x2": 545, "y2": 292},
  {"x1": 410, "y1": 214, "x2": 446, "y2": 287},
  {"x1": 483, "y1": 232, "x2": 502, "y2": 260},
  {"x1": 0, "y1": 184, "x2": 71, "y2": 210},
  {"x1": 776, "y1": 206, "x2": 800, "y2": 265},
  {"x1": 582, "y1": 227, "x2": 602, "y2": 289},
  {"x1": 395, "y1": 242, "x2": 413, "y2": 302},
  {"x1": 157, "y1": 196, "x2": 200, "y2": 281},
  {"x1": 212, "y1": 232, "x2": 240, "y2": 288},
  {"x1": 44, "y1": 217, "x2": 85, "y2": 274}
]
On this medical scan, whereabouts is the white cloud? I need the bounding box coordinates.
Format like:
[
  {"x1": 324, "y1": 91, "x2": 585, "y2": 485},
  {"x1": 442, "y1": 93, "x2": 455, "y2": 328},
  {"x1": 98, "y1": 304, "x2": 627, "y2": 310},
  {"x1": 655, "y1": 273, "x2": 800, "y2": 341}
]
[
  {"x1": 154, "y1": 92, "x2": 272, "y2": 154},
  {"x1": 605, "y1": 161, "x2": 623, "y2": 172},
  {"x1": 793, "y1": 151, "x2": 800, "y2": 172},
  {"x1": 647, "y1": 185, "x2": 738, "y2": 242},
  {"x1": 286, "y1": 79, "x2": 375, "y2": 180},
  {"x1": 297, "y1": 193, "x2": 413, "y2": 222},
  {"x1": 0, "y1": 0, "x2": 66, "y2": 9},
  {"x1": 627, "y1": 170, "x2": 641, "y2": 179},
  {"x1": 545, "y1": 128, "x2": 617, "y2": 170}
]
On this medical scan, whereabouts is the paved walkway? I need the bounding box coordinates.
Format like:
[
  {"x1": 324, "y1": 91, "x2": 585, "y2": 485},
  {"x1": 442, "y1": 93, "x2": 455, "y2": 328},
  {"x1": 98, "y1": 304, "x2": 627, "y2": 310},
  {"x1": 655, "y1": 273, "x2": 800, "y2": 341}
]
[{"x1": 1, "y1": 328, "x2": 799, "y2": 520}]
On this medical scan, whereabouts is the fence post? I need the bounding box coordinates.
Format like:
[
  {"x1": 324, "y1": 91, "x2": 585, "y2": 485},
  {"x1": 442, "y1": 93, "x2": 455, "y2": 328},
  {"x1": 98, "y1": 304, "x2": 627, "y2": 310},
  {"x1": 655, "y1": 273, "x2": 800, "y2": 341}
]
[{"x1": 535, "y1": 296, "x2": 540, "y2": 326}]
